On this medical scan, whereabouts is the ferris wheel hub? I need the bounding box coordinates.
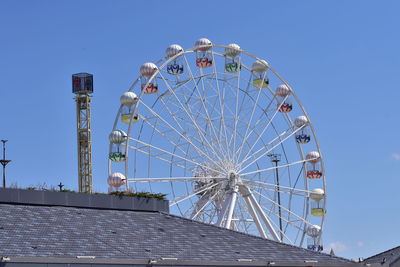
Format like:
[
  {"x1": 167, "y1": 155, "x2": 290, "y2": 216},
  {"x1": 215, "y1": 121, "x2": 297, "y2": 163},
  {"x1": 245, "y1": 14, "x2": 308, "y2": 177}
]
[
  {"x1": 227, "y1": 170, "x2": 237, "y2": 179},
  {"x1": 226, "y1": 170, "x2": 239, "y2": 188}
]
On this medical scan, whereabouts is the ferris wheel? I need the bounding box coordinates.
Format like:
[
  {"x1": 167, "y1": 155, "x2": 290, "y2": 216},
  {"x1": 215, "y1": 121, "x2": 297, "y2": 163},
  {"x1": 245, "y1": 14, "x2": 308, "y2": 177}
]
[{"x1": 107, "y1": 38, "x2": 327, "y2": 250}]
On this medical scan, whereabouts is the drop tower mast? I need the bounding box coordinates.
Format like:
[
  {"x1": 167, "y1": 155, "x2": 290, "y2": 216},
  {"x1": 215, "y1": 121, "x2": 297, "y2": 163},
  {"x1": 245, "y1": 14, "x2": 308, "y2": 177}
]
[{"x1": 72, "y1": 73, "x2": 93, "y2": 193}]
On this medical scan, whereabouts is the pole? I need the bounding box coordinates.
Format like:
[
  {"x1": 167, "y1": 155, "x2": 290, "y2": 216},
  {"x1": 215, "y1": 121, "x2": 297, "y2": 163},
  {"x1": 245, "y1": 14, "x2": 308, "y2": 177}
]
[
  {"x1": 2, "y1": 164, "x2": 5, "y2": 188},
  {"x1": 0, "y1": 140, "x2": 11, "y2": 188},
  {"x1": 2, "y1": 142, "x2": 5, "y2": 188},
  {"x1": 274, "y1": 159, "x2": 283, "y2": 241},
  {"x1": 268, "y1": 153, "x2": 283, "y2": 241}
]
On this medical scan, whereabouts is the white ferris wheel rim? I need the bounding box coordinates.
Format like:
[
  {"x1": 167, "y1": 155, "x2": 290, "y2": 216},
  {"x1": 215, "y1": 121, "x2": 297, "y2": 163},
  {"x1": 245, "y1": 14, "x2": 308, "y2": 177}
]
[{"x1": 108, "y1": 43, "x2": 326, "y2": 248}]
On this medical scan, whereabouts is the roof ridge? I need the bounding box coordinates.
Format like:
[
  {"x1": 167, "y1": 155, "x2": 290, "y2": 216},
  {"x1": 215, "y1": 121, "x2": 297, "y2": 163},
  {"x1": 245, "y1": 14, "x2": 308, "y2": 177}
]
[
  {"x1": 159, "y1": 212, "x2": 352, "y2": 262},
  {"x1": 364, "y1": 245, "x2": 400, "y2": 261}
]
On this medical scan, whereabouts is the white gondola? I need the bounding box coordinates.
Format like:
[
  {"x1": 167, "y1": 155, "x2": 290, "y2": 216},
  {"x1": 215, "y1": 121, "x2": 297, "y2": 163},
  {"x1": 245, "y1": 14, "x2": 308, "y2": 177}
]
[
  {"x1": 306, "y1": 225, "x2": 323, "y2": 252},
  {"x1": 276, "y1": 84, "x2": 292, "y2": 113},
  {"x1": 166, "y1": 44, "x2": 184, "y2": 75},
  {"x1": 195, "y1": 38, "x2": 213, "y2": 68},
  {"x1": 306, "y1": 151, "x2": 323, "y2": 179},
  {"x1": 109, "y1": 130, "x2": 127, "y2": 162},
  {"x1": 108, "y1": 172, "x2": 126, "y2": 192},
  {"x1": 225, "y1": 43, "x2": 241, "y2": 73},
  {"x1": 252, "y1": 60, "x2": 269, "y2": 88},
  {"x1": 309, "y1": 188, "x2": 325, "y2": 216},
  {"x1": 294, "y1": 116, "x2": 311, "y2": 144},
  {"x1": 140, "y1": 62, "x2": 158, "y2": 94},
  {"x1": 120, "y1": 92, "x2": 139, "y2": 124}
]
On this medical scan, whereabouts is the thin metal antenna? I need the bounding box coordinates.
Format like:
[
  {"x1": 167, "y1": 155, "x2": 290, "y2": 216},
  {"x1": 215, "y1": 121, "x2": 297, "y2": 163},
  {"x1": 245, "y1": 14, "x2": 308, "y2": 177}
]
[
  {"x1": 268, "y1": 153, "x2": 283, "y2": 241},
  {"x1": 0, "y1": 140, "x2": 11, "y2": 188}
]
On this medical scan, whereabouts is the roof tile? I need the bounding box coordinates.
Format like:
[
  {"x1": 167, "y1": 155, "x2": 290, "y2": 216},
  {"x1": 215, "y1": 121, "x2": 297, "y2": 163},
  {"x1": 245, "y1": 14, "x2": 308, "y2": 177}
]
[{"x1": 0, "y1": 204, "x2": 352, "y2": 264}]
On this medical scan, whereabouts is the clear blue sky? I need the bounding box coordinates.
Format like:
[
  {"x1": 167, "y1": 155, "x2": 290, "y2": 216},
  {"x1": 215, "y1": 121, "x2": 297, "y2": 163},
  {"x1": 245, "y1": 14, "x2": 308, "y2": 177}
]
[{"x1": 1, "y1": 0, "x2": 399, "y2": 260}]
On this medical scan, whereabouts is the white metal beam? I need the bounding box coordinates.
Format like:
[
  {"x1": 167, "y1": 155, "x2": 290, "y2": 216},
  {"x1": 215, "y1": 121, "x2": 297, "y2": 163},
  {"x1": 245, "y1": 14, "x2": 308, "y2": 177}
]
[
  {"x1": 216, "y1": 193, "x2": 232, "y2": 227},
  {"x1": 224, "y1": 185, "x2": 239, "y2": 228},
  {"x1": 239, "y1": 184, "x2": 281, "y2": 242},
  {"x1": 242, "y1": 194, "x2": 267, "y2": 239}
]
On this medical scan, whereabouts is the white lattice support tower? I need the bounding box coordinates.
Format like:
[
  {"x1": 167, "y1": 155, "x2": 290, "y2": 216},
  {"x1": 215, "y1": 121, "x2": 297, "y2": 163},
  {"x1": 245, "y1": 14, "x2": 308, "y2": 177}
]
[{"x1": 72, "y1": 73, "x2": 93, "y2": 193}]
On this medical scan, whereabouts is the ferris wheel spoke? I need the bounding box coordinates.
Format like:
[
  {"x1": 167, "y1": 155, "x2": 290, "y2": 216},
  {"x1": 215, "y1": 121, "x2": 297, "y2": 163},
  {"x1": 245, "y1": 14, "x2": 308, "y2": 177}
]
[
  {"x1": 242, "y1": 179, "x2": 309, "y2": 197},
  {"x1": 236, "y1": 70, "x2": 267, "y2": 162},
  {"x1": 198, "y1": 68, "x2": 230, "y2": 161},
  {"x1": 258, "y1": 205, "x2": 296, "y2": 244},
  {"x1": 154, "y1": 91, "x2": 224, "y2": 165},
  {"x1": 182, "y1": 88, "x2": 238, "y2": 152},
  {"x1": 128, "y1": 138, "x2": 224, "y2": 175},
  {"x1": 258, "y1": 201, "x2": 308, "y2": 240},
  {"x1": 139, "y1": 112, "x2": 211, "y2": 164},
  {"x1": 240, "y1": 158, "x2": 308, "y2": 177},
  {"x1": 127, "y1": 176, "x2": 225, "y2": 183},
  {"x1": 210, "y1": 52, "x2": 232, "y2": 161},
  {"x1": 240, "y1": 128, "x2": 289, "y2": 166},
  {"x1": 238, "y1": 125, "x2": 305, "y2": 173},
  {"x1": 203, "y1": 77, "x2": 230, "y2": 160},
  {"x1": 169, "y1": 181, "x2": 223, "y2": 206},
  {"x1": 242, "y1": 176, "x2": 308, "y2": 194},
  {"x1": 236, "y1": 92, "x2": 276, "y2": 155},
  {"x1": 232, "y1": 84, "x2": 289, "y2": 165},
  {"x1": 264, "y1": 208, "x2": 295, "y2": 244},
  {"x1": 240, "y1": 95, "x2": 290, "y2": 164},
  {"x1": 173, "y1": 183, "x2": 223, "y2": 215},
  {"x1": 225, "y1": 113, "x2": 266, "y2": 146},
  {"x1": 158, "y1": 70, "x2": 226, "y2": 165},
  {"x1": 139, "y1": 100, "x2": 225, "y2": 170},
  {"x1": 137, "y1": 118, "x2": 203, "y2": 167},
  {"x1": 182, "y1": 55, "x2": 229, "y2": 162},
  {"x1": 158, "y1": 72, "x2": 221, "y2": 150},
  {"x1": 191, "y1": 190, "x2": 220, "y2": 220},
  {"x1": 236, "y1": 196, "x2": 253, "y2": 234},
  {"x1": 208, "y1": 201, "x2": 220, "y2": 224},
  {"x1": 130, "y1": 143, "x2": 190, "y2": 171},
  {"x1": 190, "y1": 193, "x2": 210, "y2": 219},
  {"x1": 173, "y1": 91, "x2": 217, "y2": 105},
  {"x1": 182, "y1": 195, "x2": 204, "y2": 219},
  {"x1": 200, "y1": 200, "x2": 222, "y2": 223},
  {"x1": 232, "y1": 73, "x2": 247, "y2": 161},
  {"x1": 222, "y1": 120, "x2": 274, "y2": 173},
  {"x1": 195, "y1": 79, "x2": 226, "y2": 150},
  {"x1": 251, "y1": 190, "x2": 310, "y2": 226}
]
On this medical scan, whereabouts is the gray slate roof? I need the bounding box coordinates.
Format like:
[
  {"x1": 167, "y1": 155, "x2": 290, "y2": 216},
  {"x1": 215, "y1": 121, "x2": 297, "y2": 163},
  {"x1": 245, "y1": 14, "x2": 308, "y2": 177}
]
[
  {"x1": 364, "y1": 246, "x2": 400, "y2": 265},
  {"x1": 0, "y1": 203, "x2": 352, "y2": 265}
]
